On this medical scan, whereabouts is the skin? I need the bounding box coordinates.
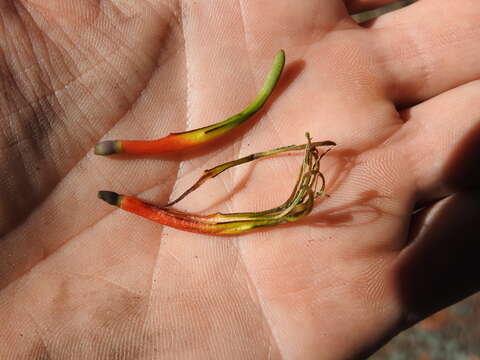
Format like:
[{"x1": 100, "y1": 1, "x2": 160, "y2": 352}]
[{"x1": 0, "y1": 0, "x2": 479, "y2": 358}]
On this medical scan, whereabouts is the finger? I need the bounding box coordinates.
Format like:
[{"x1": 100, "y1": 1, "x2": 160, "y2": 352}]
[
  {"x1": 370, "y1": 0, "x2": 480, "y2": 105},
  {"x1": 346, "y1": 0, "x2": 410, "y2": 14},
  {"x1": 393, "y1": 190, "x2": 480, "y2": 325},
  {"x1": 389, "y1": 80, "x2": 480, "y2": 202}
]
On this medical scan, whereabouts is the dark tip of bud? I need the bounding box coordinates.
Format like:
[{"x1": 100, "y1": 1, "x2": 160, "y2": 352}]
[
  {"x1": 98, "y1": 191, "x2": 120, "y2": 206},
  {"x1": 94, "y1": 140, "x2": 120, "y2": 155}
]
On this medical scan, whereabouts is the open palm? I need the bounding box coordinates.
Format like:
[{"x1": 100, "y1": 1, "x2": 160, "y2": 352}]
[{"x1": 1, "y1": 0, "x2": 479, "y2": 358}]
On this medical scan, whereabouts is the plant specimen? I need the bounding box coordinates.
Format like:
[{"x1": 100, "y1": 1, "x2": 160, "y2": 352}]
[
  {"x1": 94, "y1": 50, "x2": 286, "y2": 155},
  {"x1": 98, "y1": 134, "x2": 335, "y2": 235}
]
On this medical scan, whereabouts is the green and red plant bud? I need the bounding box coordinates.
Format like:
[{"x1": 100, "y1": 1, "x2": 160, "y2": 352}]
[{"x1": 94, "y1": 50, "x2": 285, "y2": 156}]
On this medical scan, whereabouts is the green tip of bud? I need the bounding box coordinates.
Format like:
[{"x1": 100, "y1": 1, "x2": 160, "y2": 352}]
[
  {"x1": 98, "y1": 191, "x2": 121, "y2": 206},
  {"x1": 94, "y1": 140, "x2": 121, "y2": 155}
]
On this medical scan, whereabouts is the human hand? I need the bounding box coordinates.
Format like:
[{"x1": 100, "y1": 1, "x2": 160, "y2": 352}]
[{"x1": 0, "y1": 0, "x2": 479, "y2": 358}]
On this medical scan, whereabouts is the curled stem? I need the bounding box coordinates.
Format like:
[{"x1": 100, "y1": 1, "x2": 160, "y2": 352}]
[
  {"x1": 94, "y1": 50, "x2": 286, "y2": 156},
  {"x1": 164, "y1": 139, "x2": 335, "y2": 207},
  {"x1": 98, "y1": 133, "x2": 335, "y2": 235}
]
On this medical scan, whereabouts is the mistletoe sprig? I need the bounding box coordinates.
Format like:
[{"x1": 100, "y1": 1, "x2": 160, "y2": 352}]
[
  {"x1": 98, "y1": 134, "x2": 334, "y2": 235},
  {"x1": 94, "y1": 50, "x2": 286, "y2": 155}
]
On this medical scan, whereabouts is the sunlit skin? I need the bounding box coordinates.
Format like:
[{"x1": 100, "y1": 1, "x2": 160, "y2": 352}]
[{"x1": 0, "y1": 1, "x2": 479, "y2": 359}]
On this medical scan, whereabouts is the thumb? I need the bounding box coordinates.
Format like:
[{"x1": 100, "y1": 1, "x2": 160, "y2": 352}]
[{"x1": 393, "y1": 190, "x2": 480, "y2": 325}]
